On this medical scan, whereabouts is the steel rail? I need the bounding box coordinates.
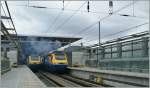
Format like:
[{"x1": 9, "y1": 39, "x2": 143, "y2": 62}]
[
  {"x1": 39, "y1": 71, "x2": 82, "y2": 87},
  {"x1": 60, "y1": 74, "x2": 102, "y2": 87},
  {"x1": 37, "y1": 72, "x2": 59, "y2": 87}
]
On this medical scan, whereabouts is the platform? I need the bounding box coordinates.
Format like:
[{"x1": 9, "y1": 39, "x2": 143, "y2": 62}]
[
  {"x1": 1, "y1": 65, "x2": 46, "y2": 88},
  {"x1": 68, "y1": 67, "x2": 149, "y2": 87}
]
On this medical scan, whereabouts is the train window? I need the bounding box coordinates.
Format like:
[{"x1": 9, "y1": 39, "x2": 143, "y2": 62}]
[
  {"x1": 55, "y1": 54, "x2": 65, "y2": 60},
  {"x1": 31, "y1": 56, "x2": 39, "y2": 61},
  {"x1": 51, "y1": 51, "x2": 65, "y2": 60},
  {"x1": 54, "y1": 51, "x2": 64, "y2": 55}
]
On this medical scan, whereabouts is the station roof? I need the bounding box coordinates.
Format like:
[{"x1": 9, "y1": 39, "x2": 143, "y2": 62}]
[
  {"x1": 1, "y1": 34, "x2": 81, "y2": 46},
  {"x1": 89, "y1": 31, "x2": 149, "y2": 48}
]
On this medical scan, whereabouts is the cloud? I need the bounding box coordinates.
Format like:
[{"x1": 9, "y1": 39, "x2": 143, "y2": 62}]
[{"x1": 2, "y1": 1, "x2": 149, "y2": 46}]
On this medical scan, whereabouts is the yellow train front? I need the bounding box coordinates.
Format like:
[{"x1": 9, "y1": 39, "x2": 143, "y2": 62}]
[
  {"x1": 43, "y1": 50, "x2": 68, "y2": 73},
  {"x1": 27, "y1": 56, "x2": 42, "y2": 71}
]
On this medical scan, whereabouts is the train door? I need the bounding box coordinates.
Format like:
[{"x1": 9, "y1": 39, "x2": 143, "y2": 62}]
[{"x1": 48, "y1": 54, "x2": 53, "y2": 63}]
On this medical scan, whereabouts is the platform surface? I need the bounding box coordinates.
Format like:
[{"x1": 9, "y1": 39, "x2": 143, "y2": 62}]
[
  {"x1": 1, "y1": 65, "x2": 46, "y2": 88},
  {"x1": 68, "y1": 67, "x2": 149, "y2": 78}
]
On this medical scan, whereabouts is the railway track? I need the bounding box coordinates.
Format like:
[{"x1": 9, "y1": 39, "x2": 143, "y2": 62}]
[
  {"x1": 38, "y1": 71, "x2": 102, "y2": 87},
  {"x1": 60, "y1": 75, "x2": 102, "y2": 87},
  {"x1": 37, "y1": 72, "x2": 59, "y2": 87},
  {"x1": 38, "y1": 71, "x2": 82, "y2": 87}
]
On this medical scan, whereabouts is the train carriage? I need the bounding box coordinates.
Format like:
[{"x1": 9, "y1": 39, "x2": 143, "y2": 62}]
[
  {"x1": 27, "y1": 55, "x2": 42, "y2": 71},
  {"x1": 43, "y1": 50, "x2": 68, "y2": 73}
]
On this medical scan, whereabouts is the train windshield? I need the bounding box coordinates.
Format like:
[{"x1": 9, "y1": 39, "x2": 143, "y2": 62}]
[
  {"x1": 31, "y1": 56, "x2": 39, "y2": 61},
  {"x1": 55, "y1": 51, "x2": 65, "y2": 60}
]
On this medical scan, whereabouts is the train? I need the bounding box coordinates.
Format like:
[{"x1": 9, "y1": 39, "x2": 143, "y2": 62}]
[
  {"x1": 27, "y1": 55, "x2": 42, "y2": 71},
  {"x1": 42, "y1": 50, "x2": 68, "y2": 73},
  {"x1": 27, "y1": 50, "x2": 68, "y2": 73}
]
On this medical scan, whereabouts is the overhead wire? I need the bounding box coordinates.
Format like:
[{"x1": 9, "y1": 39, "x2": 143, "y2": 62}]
[
  {"x1": 4, "y1": 1, "x2": 147, "y2": 44},
  {"x1": 8, "y1": 3, "x2": 147, "y2": 19},
  {"x1": 57, "y1": 1, "x2": 140, "y2": 47},
  {"x1": 50, "y1": 1, "x2": 88, "y2": 34},
  {"x1": 71, "y1": 1, "x2": 138, "y2": 37},
  {"x1": 81, "y1": 22, "x2": 149, "y2": 45},
  {"x1": 45, "y1": 1, "x2": 71, "y2": 34},
  {"x1": 71, "y1": 1, "x2": 147, "y2": 46}
]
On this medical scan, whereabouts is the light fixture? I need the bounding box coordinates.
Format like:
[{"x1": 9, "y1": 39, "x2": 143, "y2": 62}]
[
  {"x1": 62, "y1": 0, "x2": 64, "y2": 10},
  {"x1": 109, "y1": 1, "x2": 113, "y2": 15},
  {"x1": 87, "y1": 1, "x2": 90, "y2": 12}
]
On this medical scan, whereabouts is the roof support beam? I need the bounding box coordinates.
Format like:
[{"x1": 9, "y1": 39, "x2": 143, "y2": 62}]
[
  {"x1": 6, "y1": 28, "x2": 15, "y2": 30},
  {"x1": 1, "y1": 16, "x2": 11, "y2": 19}
]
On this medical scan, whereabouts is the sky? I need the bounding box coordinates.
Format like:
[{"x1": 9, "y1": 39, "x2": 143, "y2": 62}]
[{"x1": 1, "y1": 1, "x2": 149, "y2": 46}]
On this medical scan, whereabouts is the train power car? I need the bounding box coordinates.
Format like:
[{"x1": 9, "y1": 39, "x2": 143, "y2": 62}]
[
  {"x1": 42, "y1": 50, "x2": 68, "y2": 73},
  {"x1": 27, "y1": 55, "x2": 42, "y2": 71}
]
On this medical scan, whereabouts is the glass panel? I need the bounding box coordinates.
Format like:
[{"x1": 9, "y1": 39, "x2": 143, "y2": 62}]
[
  {"x1": 133, "y1": 50, "x2": 143, "y2": 57},
  {"x1": 133, "y1": 42, "x2": 142, "y2": 50},
  {"x1": 105, "y1": 54, "x2": 111, "y2": 59},
  {"x1": 93, "y1": 55, "x2": 97, "y2": 60},
  {"x1": 122, "y1": 44, "x2": 132, "y2": 51},
  {"x1": 55, "y1": 55, "x2": 65, "y2": 60},
  {"x1": 122, "y1": 51, "x2": 132, "y2": 58},
  {"x1": 112, "y1": 47, "x2": 117, "y2": 52},
  {"x1": 112, "y1": 53, "x2": 118, "y2": 58},
  {"x1": 98, "y1": 55, "x2": 103, "y2": 59},
  {"x1": 130, "y1": 61, "x2": 139, "y2": 72},
  {"x1": 105, "y1": 47, "x2": 111, "y2": 52},
  {"x1": 98, "y1": 49, "x2": 102, "y2": 53}
]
